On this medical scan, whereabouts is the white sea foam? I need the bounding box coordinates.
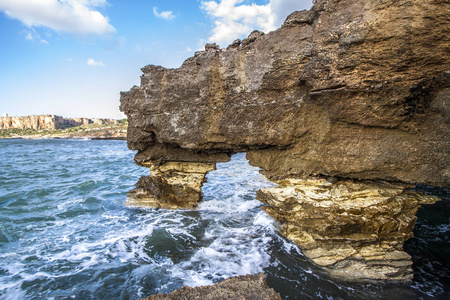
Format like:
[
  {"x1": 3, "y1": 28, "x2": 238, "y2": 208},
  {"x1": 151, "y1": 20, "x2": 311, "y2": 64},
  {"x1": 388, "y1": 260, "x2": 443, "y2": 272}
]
[{"x1": 1, "y1": 141, "x2": 447, "y2": 299}]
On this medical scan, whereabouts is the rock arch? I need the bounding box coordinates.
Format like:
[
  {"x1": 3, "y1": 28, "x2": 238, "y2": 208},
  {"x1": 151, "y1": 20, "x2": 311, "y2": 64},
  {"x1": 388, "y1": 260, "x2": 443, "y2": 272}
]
[{"x1": 121, "y1": 0, "x2": 449, "y2": 281}]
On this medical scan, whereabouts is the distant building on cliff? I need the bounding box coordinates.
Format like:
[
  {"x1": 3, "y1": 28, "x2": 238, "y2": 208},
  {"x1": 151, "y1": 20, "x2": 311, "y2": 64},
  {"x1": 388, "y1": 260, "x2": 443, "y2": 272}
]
[{"x1": 2, "y1": 113, "x2": 7, "y2": 117}]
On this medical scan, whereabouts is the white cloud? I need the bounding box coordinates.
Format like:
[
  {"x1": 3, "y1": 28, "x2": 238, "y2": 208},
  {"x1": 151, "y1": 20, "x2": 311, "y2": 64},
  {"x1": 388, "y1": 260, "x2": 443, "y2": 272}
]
[
  {"x1": 87, "y1": 58, "x2": 105, "y2": 66},
  {"x1": 25, "y1": 32, "x2": 33, "y2": 40},
  {"x1": 24, "y1": 28, "x2": 49, "y2": 44},
  {"x1": 0, "y1": 0, "x2": 116, "y2": 36},
  {"x1": 201, "y1": 0, "x2": 312, "y2": 46},
  {"x1": 270, "y1": 0, "x2": 312, "y2": 26},
  {"x1": 153, "y1": 7, "x2": 175, "y2": 20}
]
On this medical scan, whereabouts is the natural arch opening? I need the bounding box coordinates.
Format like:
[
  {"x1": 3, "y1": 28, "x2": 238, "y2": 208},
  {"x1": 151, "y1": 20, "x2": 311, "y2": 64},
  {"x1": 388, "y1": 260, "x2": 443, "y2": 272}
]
[{"x1": 200, "y1": 153, "x2": 275, "y2": 211}]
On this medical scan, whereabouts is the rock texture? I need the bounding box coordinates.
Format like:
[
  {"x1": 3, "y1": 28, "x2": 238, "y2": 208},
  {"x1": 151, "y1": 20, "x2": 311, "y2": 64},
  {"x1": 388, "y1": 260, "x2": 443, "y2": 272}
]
[
  {"x1": 120, "y1": 0, "x2": 449, "y2": 281},
  {"x1": 121, "y1": 0, "x2": 449, "y2": 187},
  {"x1": 257, "y1": 178, "x2": 439, "y2": 281},
  {"x1": 127, "y1": 162, "x2": 216, "y2": 209},
  {"x1": 142, "y1": 273, "x2": 281, "y2": 300},
  {"x1": 0, "y1": 115, "x2": 119, "y2": 131}
]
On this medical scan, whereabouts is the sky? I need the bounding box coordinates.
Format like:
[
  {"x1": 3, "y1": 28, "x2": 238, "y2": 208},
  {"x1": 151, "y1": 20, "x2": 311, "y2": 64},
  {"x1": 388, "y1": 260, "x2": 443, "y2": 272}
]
[{"x1": 0, "y1": 0, "x2": 313, "y2": 119}]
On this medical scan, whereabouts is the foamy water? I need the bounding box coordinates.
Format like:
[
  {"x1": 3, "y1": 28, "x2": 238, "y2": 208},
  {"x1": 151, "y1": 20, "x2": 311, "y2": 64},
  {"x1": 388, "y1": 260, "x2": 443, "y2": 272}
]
[{"x1": 0, "y1": 140, "x2": 448, "y2": 299}]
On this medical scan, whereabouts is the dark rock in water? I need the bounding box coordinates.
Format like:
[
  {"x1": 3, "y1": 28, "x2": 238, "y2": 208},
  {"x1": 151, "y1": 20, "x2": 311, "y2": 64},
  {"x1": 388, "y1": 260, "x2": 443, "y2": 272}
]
[
  {"x1": 120, "y1": 0, "x2": 450, "y2": 281},
  {"x1": 142, "y1": 273, "x2": 281, "y2": 300}
]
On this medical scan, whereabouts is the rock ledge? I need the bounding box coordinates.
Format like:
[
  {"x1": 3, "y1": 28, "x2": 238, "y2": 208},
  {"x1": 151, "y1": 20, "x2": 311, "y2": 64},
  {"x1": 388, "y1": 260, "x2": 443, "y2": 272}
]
[{"x1": 142, "y1": 273, "x2": 281, "y2": 300}]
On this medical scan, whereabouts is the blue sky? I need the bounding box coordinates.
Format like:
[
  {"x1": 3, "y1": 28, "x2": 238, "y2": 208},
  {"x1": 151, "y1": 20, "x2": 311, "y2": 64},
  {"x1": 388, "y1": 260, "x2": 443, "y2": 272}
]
[{"x1": 0, "y1": 0, "x2": 312, "y2": 119}]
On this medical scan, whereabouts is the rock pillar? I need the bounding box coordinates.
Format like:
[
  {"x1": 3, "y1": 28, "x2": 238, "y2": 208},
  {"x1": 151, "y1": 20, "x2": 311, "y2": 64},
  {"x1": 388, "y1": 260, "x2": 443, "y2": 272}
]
[
  {"x1": 257, "y1": 178, "x2": 439, "y2": 281},
  {"x1": 126, "y1": 162, "x2": 216, "y2": 209}
]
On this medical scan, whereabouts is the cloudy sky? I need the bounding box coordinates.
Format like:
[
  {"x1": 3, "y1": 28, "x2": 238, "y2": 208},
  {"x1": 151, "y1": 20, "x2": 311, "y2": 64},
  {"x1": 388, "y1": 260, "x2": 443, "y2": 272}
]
[{"x1": 0, "y1": 0, "x2": 312, "y2": 119}]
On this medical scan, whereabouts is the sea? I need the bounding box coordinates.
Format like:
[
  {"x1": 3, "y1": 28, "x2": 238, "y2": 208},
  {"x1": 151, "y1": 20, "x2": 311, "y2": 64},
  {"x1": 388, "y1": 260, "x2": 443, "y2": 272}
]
[{"x1": 0, "y1": 139, "x2": 448, "y2": 300}]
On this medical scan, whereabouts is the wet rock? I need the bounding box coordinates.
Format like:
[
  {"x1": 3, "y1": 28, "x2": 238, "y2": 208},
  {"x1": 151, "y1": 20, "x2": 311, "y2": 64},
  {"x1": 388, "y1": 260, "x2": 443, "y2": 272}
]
[
  {"x1": 257, "y1": 178, "x2": 440, "y2": 281},
  {"x1": 126, "y1": 161, "x2": 216, "y2": 209},
  {"x1": 142, "y1": 273, "x2": 281, "y2": 300}
]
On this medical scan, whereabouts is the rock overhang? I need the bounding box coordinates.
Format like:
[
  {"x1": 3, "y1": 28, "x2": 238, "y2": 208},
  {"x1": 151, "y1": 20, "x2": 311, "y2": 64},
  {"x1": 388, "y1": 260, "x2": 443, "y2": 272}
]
[{"x1": 120, "y1": 0, "x2": 450, "y2": 282}]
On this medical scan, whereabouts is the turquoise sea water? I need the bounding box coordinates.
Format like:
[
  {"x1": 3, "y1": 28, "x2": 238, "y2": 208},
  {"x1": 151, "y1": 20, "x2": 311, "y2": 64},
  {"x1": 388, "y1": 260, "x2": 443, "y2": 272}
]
[{"x1": 0, "y1": 139, "x2": 448, "y2": 299}]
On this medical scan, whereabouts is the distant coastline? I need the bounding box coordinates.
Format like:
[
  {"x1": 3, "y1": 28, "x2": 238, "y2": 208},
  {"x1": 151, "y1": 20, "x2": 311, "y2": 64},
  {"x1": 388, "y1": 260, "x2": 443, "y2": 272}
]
[{"x1": 0, "y1": 114, "x2": 127, "y2": 140}]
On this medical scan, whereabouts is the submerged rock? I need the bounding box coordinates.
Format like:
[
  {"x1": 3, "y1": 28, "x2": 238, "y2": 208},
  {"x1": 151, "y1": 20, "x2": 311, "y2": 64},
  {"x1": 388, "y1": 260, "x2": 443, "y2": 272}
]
[
  {"x1": 142, "y1": 273, "x2": 281, "y2": 300},
  {"x1": 257, "y1": 178, "x2": 440, "y2": 281}
]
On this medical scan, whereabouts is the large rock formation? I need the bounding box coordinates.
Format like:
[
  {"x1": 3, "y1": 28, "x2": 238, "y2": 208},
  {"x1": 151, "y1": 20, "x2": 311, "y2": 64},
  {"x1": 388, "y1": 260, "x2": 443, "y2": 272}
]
[
  {"x1": 120, "y1": 0, "x2": 449, "y2": 281},
  {"x1": 143, "y1": 273, "x2": 281, "y2": 300}
]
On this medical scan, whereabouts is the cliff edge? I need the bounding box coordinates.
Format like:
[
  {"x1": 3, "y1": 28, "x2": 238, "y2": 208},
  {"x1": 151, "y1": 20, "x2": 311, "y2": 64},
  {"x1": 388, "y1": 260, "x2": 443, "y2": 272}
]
[{"x1": 121, "y1": 0, "x2": 449, "y2": 282}]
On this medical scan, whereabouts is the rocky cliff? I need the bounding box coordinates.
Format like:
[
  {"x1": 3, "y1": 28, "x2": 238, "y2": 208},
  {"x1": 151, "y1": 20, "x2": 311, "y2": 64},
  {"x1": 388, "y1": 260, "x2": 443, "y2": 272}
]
[
  {"x1": 0, "y1": 115, "x2": 58, "y2": 131},
  {"x1": 0, "y1": 115, "x2": 119, "y2": 131},
  {"x1": 121, "y1": 0, "x2": 449, "y2": 281}
]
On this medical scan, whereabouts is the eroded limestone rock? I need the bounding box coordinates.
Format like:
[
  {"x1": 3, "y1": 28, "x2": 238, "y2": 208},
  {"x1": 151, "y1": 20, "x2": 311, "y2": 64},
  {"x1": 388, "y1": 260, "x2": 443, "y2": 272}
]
[
  {"x1": 142, "y1": 273, "x2": 281, "y2": 300},
  {"x1": 257, "y1": 178, "x2": 440, "y2": 281},
  {"x1": 121, "y1": 0, "x2": 449, "y2": 186},
  {"x1": 126, "y1": 161, "x2": 216, "y2": 209},
  {"x1": 120, "y1": 0, "x2": 449, "y2": 281}
]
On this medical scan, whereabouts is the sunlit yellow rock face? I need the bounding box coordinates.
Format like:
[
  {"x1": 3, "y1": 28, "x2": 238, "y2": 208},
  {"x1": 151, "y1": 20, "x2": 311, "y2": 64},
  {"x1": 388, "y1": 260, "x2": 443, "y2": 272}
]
[
  {"x1": 257, "y1": 178, "x2": 440, "y2": 281},
  {"x1": 126, "y1": 162, "x2": 216, "y2": 209}
]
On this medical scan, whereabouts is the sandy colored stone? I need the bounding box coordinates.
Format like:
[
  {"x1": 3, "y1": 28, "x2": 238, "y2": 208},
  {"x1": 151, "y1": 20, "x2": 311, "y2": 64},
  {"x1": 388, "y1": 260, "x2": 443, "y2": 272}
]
[
  {"x1": 157, "y1": 162, "x2": 216, "y2": 173},
  {"x1": 257, "y1": 178, "x2": 440, "y2": 281},
  {"x1": 126, "y1": 161, "x2": 216, "y2": 209}
]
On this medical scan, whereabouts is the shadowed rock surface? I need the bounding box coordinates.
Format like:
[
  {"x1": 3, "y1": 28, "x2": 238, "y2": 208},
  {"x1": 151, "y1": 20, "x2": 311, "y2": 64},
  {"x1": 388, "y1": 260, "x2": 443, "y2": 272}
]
[
  {"x1": 121, "y1": 0, "x2": 449, "y2": 281},
  {"x1": 142, "y1": 273, "x2": 281, "y2": 300}
]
